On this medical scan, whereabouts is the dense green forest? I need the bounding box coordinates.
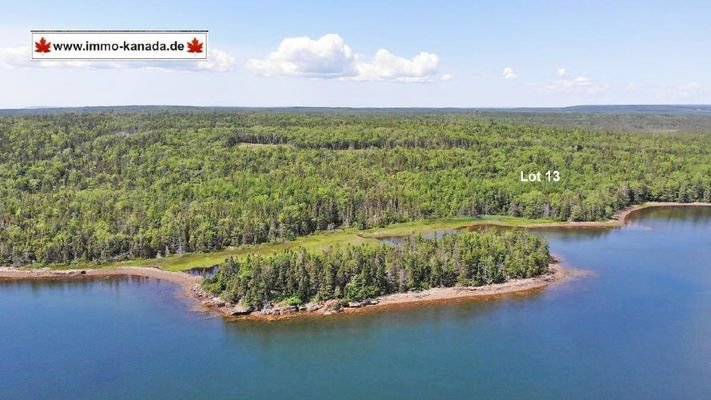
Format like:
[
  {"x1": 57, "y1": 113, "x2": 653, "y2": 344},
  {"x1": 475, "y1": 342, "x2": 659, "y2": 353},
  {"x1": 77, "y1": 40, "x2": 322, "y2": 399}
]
[
  {"x1": 0, "y1": 110, "x2": 710, "y2": 265},
  {"x1": 203, "y1": 230, "x2": 550, "y2": 308}
]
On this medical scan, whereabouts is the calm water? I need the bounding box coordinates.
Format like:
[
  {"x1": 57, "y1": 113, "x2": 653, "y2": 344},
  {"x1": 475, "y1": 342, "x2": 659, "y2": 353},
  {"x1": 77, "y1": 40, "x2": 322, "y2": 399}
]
[{"x1": 1, "y1": 207, "x2": 710, "y2": 400}]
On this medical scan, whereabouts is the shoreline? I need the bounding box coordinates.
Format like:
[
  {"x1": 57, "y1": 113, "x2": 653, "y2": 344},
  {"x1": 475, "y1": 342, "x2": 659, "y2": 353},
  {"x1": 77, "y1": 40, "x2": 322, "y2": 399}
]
[
  {"x1": 226, "y1": 261, "x2": 573, "y2": 321},
  {"x1": 348, "y1": 262, "x2": 570, "y2": 312},
  {"x1": 1, "y1": 202, "x2": 709, "y2": 321},
  {"x1": 612, "y1": 202, "x2": 711, "y2": 223},
  {"x1": 498, "y1": 201, "x2": 711, "y2": 229}
]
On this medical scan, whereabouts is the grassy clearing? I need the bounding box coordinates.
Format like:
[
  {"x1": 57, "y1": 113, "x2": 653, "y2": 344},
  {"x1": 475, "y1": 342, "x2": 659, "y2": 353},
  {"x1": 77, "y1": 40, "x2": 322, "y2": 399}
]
[{"x1": 132, "y1": 228, "x2": 381, "y2": 272}]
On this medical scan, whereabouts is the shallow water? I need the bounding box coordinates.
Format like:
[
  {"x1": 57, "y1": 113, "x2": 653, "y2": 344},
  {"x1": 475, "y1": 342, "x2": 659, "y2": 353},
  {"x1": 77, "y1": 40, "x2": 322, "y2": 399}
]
[
  {"x1": 1, "y1": 207, "x2": 710, "y2": 400},
  {"x1": 377, "y1": 228, "x2": 460, "y2": 245}
]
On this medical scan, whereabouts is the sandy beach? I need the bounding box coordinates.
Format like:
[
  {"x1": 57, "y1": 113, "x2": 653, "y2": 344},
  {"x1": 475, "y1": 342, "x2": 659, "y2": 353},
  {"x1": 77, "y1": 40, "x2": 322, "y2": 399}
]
[{"x1": 348, "y1": 262, "x2": 570, "y2": 311}]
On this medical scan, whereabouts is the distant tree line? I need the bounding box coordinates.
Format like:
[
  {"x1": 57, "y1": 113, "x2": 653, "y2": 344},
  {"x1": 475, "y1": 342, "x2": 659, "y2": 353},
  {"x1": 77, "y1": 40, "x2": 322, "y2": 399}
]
[
  {"x1": 0, "y1": 111, "x2": 709, "y2": 265},
  {"x1": 202, "y1": 230, "x2": 550, "y2": 308}
]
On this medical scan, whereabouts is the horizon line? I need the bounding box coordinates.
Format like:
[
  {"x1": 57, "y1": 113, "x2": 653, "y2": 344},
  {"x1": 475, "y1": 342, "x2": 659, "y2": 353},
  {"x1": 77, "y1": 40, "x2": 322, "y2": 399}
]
[{"x1": 3, "y1": 104, "x2": 711, "y2": 112}]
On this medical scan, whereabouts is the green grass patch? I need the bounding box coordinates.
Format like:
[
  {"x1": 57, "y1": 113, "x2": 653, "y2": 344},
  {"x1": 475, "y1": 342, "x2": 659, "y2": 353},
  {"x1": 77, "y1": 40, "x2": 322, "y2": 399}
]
[{"x1": 359, "y1": 215, "x2": 555, "y2": 238}]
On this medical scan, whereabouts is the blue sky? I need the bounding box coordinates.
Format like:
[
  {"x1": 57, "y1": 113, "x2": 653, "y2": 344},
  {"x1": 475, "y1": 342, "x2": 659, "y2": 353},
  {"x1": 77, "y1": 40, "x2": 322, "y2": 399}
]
[{"x1": 1, "y1": 0, "x2": 710, "y2": 108}]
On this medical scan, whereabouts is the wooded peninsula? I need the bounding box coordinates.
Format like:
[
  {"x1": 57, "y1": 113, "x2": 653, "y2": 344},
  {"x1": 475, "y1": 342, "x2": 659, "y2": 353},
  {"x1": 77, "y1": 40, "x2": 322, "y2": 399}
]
[{"x1": 203, "y1": 230, "x2": 550, "y2": 311}]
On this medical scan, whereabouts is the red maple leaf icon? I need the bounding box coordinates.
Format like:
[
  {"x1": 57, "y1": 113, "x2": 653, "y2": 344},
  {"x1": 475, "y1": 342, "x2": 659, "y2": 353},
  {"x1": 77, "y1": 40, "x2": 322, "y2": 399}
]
[
  {"x1": 187, "y1": 37, "x2": 203, "y2": 53},
  {"x1": 35, "y1": 37, "x2": 51, "y2": 53}
]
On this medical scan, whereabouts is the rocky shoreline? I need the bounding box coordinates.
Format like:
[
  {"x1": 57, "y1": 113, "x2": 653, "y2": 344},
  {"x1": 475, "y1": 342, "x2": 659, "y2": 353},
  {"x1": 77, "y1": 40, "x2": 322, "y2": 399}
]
[
  {"x1": 192, "y1": 284, "x2": 384, "y2": 318},
  {"x1": 192, "y1": 262, "x2": 568, "y2": 321}
]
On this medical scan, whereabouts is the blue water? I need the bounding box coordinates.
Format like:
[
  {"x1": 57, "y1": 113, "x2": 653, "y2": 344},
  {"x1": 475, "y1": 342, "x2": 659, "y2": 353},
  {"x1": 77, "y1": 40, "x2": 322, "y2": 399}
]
[{"x1": 1, "y1": 207, "x2": 710, "y2": 399}]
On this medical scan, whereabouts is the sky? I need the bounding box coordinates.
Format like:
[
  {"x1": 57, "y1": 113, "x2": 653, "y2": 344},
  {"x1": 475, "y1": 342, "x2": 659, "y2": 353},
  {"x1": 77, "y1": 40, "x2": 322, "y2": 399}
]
[{"x1": 1, "y1": 0, "x2": 710, "y2": 108}]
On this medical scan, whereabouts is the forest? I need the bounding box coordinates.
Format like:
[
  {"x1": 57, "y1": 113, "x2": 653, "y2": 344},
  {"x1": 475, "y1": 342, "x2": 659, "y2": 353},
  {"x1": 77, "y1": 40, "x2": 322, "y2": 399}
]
[
  {"x1": 202, "y1": 230, "x2": 550, "y2": 308},
  {"x1": 0, "y1": 110, "x2": 709, "y2": 265}
]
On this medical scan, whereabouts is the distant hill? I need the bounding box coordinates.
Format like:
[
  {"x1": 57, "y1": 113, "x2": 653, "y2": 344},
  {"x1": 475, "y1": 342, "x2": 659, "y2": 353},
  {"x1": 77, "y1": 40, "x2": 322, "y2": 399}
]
[
  {"x1": 2, "y1": 105, "x2": 711, "y2": 133},
  {"x1": 541, "y1": 105, "x2": 711, "y2": 115},
  {"x1": 2, "y1": 104, "x2": 711, "y2": 116}
]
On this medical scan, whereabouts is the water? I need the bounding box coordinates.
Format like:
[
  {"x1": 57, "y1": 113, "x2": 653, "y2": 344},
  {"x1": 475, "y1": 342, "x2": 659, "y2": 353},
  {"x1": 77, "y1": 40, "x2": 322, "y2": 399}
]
[
  {"x1": 1, "y1": 207, "x2": 710, "y2": 399},
  {"x1": 185, "y1": 265, "x2": 218, "y2": 278},
  {"x1": 377, "y1": 228, "x2": 460, "y2": 245}
]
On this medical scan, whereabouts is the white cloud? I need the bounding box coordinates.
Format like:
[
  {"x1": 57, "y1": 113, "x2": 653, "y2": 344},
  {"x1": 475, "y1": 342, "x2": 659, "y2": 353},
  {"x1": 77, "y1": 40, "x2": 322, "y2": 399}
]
[
  {"x1": 194, "y1": 49, "x2": 235, "y2": 72},
  {"x1": 669, "y1": 81, "x2": 705, "y2": 100},
  {"x1": 247, "y1": 34, "x2": 356, "y2": 78},
  {"x1": 0, "y1": 47, "x2": 28, "y2": 68},
  {"x1": 539, "y1": 70, "x2": 608, "y2": 95},
  {"x1": 0, "y1": 47, "x2": 235, "y2": 72},
  {"x1": 355, "y1": 49, "x2": 440, "y2": 82},
  {"x1": 247, "y1": 34, "x2": 448, "y2": 82},
  {"x1": 624, "y1": 82, "x2": 642, "y2": 93},
  {"x1": 502, "y1": 67, "x2": 518, "y2": 80}
]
